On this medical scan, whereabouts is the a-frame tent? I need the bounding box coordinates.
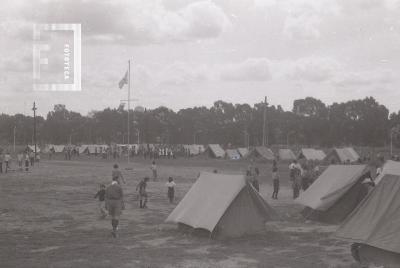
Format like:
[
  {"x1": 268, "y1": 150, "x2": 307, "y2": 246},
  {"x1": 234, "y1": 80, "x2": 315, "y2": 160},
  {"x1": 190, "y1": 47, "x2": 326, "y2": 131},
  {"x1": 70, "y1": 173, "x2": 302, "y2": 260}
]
[
  {"x1": 250, "y1": 146, "x2": 275, "y2": 161},
  {"x1": 166, "y1": 172, "x2": 277, "y2": 238},
  {"x1": 225, "y1": 149, "x2": 241, "y2": 160},
  {"x1": 237, "y1": 147, "x2": 250, "y2": 158},
  {"x1": 374, "y1": 160, "x2": 400, "y2": 184},
  {"x1": 26, "y1": 145, "x2": 41, "y2": 153},
  {"x1": 296, "y1": 164, "x2": 370, "y2": 224},
  {"x1": 325, "y1": 147, "x2": 360, "y2": 164},
  {"x1": 278, "y1": 149, "x2": 296, "y2": 161},
  {"x1": 298, "y1": 148, "x2": 326, "y2": 161},
  {"x1": 335, "y1": 174, "x2": 400, "y2": 267},
  {"x1": 206, "y1": 144, "x2": 225, "y2": 158},
  {"x1": 53, "y1": 145, "x2": 65, "y2": 153}
]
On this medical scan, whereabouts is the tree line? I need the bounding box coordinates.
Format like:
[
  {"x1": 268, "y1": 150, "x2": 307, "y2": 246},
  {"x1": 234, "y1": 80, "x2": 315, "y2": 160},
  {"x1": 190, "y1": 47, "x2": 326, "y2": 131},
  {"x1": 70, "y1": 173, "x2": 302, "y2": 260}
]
[{"x1": 1, "y1": 96, "x2": 400, "y2": 148}]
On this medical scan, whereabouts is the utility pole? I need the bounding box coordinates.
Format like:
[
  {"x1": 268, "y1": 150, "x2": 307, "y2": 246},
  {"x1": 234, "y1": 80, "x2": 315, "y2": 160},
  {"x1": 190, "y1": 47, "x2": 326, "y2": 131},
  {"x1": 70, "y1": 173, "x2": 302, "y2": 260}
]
[
  {"x1": 262, "y1": 96, "x2": 268, "y2": 146},
  {"x1": 32, "y1": 102, "x2": 37, "y2": 160},
  {"x1": 13, "y1": 126, "x2": 16, "y2": 153}
]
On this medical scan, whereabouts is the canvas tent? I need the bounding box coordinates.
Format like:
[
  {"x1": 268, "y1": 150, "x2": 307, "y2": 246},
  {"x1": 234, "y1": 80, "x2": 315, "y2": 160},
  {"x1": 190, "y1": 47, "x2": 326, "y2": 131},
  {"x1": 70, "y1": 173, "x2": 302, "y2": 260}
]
[
  {"x1": 250, "y1": 146, "x2": 275, "y2": 161},
  {"x1": 226, "y1": 149, "x2": 241, "y2": 160},
  {"x1": 296, "y1": 164, "x2": 370, "y2": 224},
  {"x1": 325, "y1": 147, "x2": 360, "y2": 164},
  {"x1": 26, "y1": 145, "x2": 41, "y2": 153},
  {"x1": 166, "y1": 172, "x2": 277, "y2": 238},
  {"x1": 53, "y1": 145, "x2": 65, "y2": 153},
  {"x1": 79, "y1": 145, "x2": 88, "y2": 154},
  {"x1": 184, "y1": 144, "x2": 204, "y2": 156},
  {"x1": 207, "y1": 144, "x2": 225, "y2": 158},
  {"x1": 374, "y1": 160, "x2": 400, "y2": 184},
  {"x1": 237, "y1": 147, "x2": 249, "y2": 158},
  {"x1": 278, "y1": 149, "x2": 296, "y2": 161},
  {"x1": 335, "y1": 174, "x2": 400, "y2": 267},
  {"x1": 298, "y1": 148, "x2": 326, "y2": 161}
]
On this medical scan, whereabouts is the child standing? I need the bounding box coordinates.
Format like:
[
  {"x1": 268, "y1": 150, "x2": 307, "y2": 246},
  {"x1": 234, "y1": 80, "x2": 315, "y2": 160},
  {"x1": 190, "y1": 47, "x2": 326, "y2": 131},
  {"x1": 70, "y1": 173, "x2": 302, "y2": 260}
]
[
  {"x1": 94, "y1": 184, "x2": 107, "y2": 218},
  {"x1": 272, "y1": 166, "x2": 280, "y2": 199},
  {"x1": 136, "y1": 177, "x2": 149, "y2": 208},
  {"x1": 166, "y1": 177, "x2": 176, "y2": 203}
]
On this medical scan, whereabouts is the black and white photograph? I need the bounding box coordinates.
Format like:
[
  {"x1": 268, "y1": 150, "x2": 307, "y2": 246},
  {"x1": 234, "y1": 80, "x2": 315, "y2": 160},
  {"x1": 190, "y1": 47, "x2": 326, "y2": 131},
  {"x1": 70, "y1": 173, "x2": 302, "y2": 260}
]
[{"x1": 1, "y1": 0, "x2": 400, "y2": 267}]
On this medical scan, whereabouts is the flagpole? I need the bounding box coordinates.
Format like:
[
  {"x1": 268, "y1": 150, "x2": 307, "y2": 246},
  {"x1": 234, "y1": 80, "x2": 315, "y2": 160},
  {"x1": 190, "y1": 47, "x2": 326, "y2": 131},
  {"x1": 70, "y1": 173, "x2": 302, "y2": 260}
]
[{"x1": 127, "y1": 60, "x2": 131, "y2": 163}]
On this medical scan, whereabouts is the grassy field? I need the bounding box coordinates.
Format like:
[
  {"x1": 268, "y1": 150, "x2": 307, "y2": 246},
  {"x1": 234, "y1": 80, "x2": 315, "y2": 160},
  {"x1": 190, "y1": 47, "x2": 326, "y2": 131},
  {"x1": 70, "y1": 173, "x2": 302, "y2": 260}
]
[{"x1": 0, "y1": 156, "x2": 359, "y2": 268}]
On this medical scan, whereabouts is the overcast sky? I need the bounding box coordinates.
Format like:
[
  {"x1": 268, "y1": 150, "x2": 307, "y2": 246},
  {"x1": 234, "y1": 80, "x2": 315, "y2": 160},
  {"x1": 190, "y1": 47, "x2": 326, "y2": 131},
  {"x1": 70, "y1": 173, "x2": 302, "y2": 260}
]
[{"x1": 1, "y1": 0, "x2": 400, "y2": 116}]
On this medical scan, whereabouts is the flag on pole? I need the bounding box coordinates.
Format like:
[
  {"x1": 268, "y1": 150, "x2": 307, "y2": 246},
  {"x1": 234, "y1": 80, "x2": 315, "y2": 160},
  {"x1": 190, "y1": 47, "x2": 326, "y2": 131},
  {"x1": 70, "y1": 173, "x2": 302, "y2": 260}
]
[{"x1": 118, "y1": 70, "x2": 128, "y2": 89}]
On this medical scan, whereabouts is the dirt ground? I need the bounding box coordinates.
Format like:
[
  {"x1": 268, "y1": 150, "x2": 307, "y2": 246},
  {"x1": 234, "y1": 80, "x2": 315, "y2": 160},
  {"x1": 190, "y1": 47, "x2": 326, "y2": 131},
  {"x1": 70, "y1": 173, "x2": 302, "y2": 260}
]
[{"x1": 0, "y1": 156, "x2": 360, "y2": 268}]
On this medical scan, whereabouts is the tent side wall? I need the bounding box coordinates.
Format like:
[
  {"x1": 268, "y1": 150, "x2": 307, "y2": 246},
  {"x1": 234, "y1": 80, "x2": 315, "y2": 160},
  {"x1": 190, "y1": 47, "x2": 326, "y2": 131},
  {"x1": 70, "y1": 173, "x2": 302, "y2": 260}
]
[
  {"x1": 358, "y1": 244, "x2": 400, "y2": 268},
  {"x1": 213, "y1": 186, "x2": 269, "y2": 238},
  {"x1": 301, "y1": 176, "x2": 369, "y2": 224}
]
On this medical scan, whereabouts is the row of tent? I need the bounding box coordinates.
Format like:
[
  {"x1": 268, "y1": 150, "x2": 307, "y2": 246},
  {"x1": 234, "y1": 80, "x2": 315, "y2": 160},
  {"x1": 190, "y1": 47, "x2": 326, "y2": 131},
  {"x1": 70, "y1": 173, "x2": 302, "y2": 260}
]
[
  {"x1": 39, "y1": 143, "x2": 361, "y2": 164},
  {"x1": 166, "y1": 161, "x2": 400, "y2": 266},
  {"x1": 207, "y1": 145, "x2": 361, "y2": 163},
  {"x1": 296, "y1": 160, "x2": 400, "y2": 266}
]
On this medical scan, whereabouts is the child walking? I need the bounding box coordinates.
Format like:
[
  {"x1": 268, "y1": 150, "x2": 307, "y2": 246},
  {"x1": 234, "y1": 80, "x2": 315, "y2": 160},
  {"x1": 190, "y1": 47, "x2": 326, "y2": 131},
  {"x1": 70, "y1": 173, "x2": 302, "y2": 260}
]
[
  {"x1": 166, "y1": 177, "x2": 176, "y2": 203},
  {"x1": 94, "y1": 184, "x2": 107, "y2": 218},
  {"x1": 272, "y1": 166, "x2": 280, "y2": 199}
]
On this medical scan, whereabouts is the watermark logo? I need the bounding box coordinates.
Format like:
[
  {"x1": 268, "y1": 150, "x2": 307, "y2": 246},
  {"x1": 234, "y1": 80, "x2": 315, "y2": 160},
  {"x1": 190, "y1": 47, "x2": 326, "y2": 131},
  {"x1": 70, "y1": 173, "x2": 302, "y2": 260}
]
[{"x1": 33, "y1": 24, "x2": 81, "y2": 91}]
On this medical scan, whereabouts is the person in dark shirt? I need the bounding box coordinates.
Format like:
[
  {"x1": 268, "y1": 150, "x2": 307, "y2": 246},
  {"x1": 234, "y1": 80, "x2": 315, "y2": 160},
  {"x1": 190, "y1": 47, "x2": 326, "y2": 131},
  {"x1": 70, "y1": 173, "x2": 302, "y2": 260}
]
[
  {"x1": 105, "y1": 179, "x2": 124, "y2": 238},
  {"x1": 136, "y1": 177, "x2": 149, "y2": 208},
  {"x1": 94, "y1": 184, "x2": 107, "y2": 218}
]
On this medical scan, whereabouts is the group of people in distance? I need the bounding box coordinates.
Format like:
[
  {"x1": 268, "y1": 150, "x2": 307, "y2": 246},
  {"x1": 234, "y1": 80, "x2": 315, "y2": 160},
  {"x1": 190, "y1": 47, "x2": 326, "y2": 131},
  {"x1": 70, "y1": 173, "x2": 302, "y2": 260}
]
[
  {"x1": 0, "y1": 150, "x2": 38, "y2": 173},
  {"x1": 94, "y1": 163, "x2": 176, "y2": 238}
]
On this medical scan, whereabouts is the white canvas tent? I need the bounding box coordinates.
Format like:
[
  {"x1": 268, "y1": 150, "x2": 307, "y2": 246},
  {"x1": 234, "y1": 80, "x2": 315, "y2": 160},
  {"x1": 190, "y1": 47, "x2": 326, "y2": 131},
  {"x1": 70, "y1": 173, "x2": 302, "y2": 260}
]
[
  {"x1": 226, "y1": 149, "x2": 241, "y2": 160},
  {"x1": 166, "y1": 172, "x2": 277, "y2": 238},
  {"x1": 335, "y1": 174, "x2": 400, "y2": 267},
  {"x1": 53, "y1": 145, "x2": 65, "y2": 153},
  {"x1": 278, "y1": 149, "x2": 296, "y2": 161},
  {"x1": 325, "y1": 147, "x2": 360, "y2": 164},
  {"x1": 207, "y1": 144, "x2": 225, "y2": 158},
  {"x1": 78, "y1": 145, "x2": 88, "y2": 154},
  {"x1": 237, "y1": 147, "x2": 249, "y2": 158},
  {"x1": 250, "y1": 146, "x2": 275, "y2": 161},
  {"x1": 298, "y1": 148, "x2": 326, "y2": 161},
  {"x1": 374, "y1": 160, "x2": 400, "y2": 184},
  {"x1": 27, "y1": 145, "x2": 41, "y2": 153},
  {"x1": 296, "y1": 164, "x2": 370, "y2": 223},
  {"x1": 184, "y1": 144, "x2": 204, "y2": 156}
]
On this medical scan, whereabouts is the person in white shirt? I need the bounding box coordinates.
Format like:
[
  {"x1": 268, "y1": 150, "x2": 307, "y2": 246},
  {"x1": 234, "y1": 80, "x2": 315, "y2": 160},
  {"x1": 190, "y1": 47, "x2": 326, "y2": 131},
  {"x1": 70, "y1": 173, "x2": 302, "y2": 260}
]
[{"x1": 166, "y1": 177, "x2": 176, "y2": 203}]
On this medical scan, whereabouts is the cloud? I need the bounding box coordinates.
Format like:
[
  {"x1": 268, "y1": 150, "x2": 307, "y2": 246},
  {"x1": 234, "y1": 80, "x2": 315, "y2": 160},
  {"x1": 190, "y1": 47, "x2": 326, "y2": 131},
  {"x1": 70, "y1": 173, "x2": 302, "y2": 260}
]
[
  {"x1": 219, "y1": 58, "x2": 271, "y2": 81},
  {"x1": 158, "y1": 62, "x2": 209, "y2": 86},
  {"x1": 279, "y1": 0, "x2": 341, "y2": 41},
  {"x1": 333, "y1": 70, "x2": 395, "y2": 87},
  {"x1": 280, "y1": 57, "x2": 341, "y2": 82},
  {"x1": 17, "y1": 0, "x2": 231, "y2": 45}
]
